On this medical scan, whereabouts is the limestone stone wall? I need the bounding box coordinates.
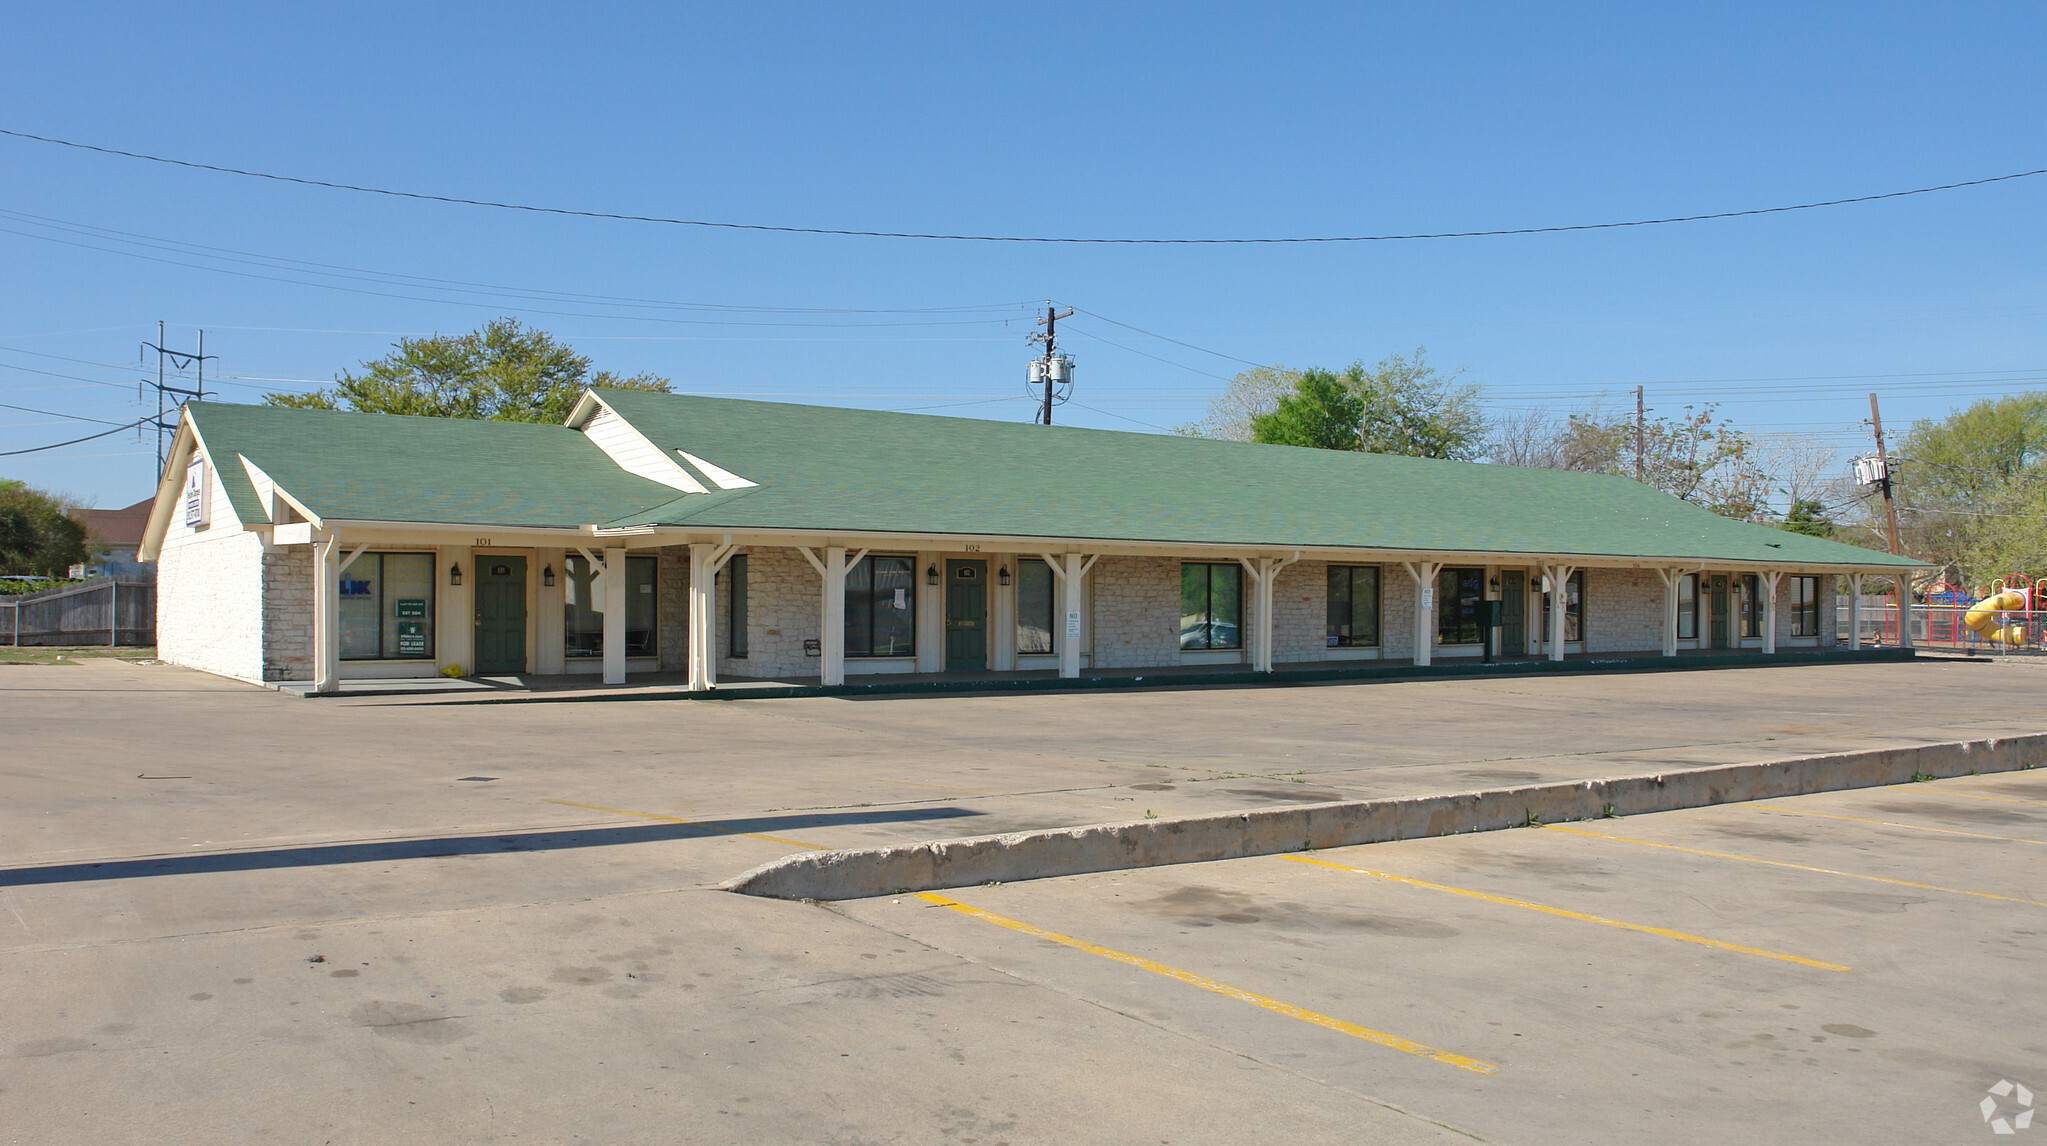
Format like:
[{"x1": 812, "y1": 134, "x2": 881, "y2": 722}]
[
  {"x1": 157, "y1": 528, "x2": 265, "y2": 683},
  {"x1": 1585, "y1": 568, "x2": 1665, "y2": 654},
  {"x1": 261, "y1": 546, "x2": 314, "y2": 680},
  {"x1": 658, "y1": 547, "x2": 689, "y2": 672},
  {"x1": 1383, "y1": 567, "x2": 1417, "y2": 659},
  {"x1": 1089, "y1": 556, "x2": 1181, "y2": 668},
  {"x1": 721, "y1": 546, "x2": 819, "y2": 679}
]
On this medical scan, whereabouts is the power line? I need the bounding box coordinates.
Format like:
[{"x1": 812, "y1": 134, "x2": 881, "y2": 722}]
[
  {"x1": 6, "y1": 127, "x2": 2042, "y2": 244},
  {"x1": 0, "y1": 400, "x2": 129, "y2": 425},
  {"x1": 0, "y1": 417, "x2": 149, "y2": 457},
  {"x1": 1067, "y1": 308, "x2": 1268, "y2": 367}
]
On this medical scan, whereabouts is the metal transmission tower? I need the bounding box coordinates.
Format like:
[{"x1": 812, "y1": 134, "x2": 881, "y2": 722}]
[
  {"x1": 140, "y1": 322, "x2": 214, "y2": 476},
  {"x1": 1024, "y1": 304, "x2": 1075, "y2": 424}
]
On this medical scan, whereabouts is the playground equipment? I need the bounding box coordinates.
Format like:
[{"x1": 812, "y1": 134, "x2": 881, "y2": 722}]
[{"x1": 1962, "y1": 577, "x2": 2045, "y2": 646}]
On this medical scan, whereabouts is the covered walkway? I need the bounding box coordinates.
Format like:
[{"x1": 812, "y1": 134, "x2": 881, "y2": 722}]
[{"x1": 280, "y1": 645, "x2": 1913, "y2": 701}]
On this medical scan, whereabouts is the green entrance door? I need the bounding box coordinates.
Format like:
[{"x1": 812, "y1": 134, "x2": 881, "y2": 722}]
[
  {"x1": 1709, "y1": 574, "x2": 1730, "y2": 649},
  {"x1": 1500, "y1": 571, "x2": 1526, "y2": 654},
  {"x1": 474, "y1": 556, "x2": 527, "y2": 674},
  {"x1": 945, "y1": 559, "x2": 987, "y2": 672}
]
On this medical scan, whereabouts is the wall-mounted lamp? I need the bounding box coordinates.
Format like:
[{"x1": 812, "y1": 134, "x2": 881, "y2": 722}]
[
  {"x1": 1489, "y1": 575, "x2": 1501, "y2": 595},
  {"x1": 998, "y1": 564, "x2": 1011, "y2": 586},
  {"x1": 926, "y1": 564, "x2": 940, "y2": 586},
  {"x1": 542, "y1": 564, "x2": 555, "y2": 588},
  {"x1": 448, "y1": 562, "x2": 463, "y2": 587}
]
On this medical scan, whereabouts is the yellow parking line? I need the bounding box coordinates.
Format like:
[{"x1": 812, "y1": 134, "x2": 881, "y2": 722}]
[
  {"x1": 1285, "y1": 854, "x2": 1849, "y2": 972},
  {"x1": 1542, "y1": 824, "x2": 2047, "y2": 907},
  {"x1": 1746, "y1": 803, "x2": 2047, "y2": 845},
  {"x1": 1887, "y1": 786, "x2": 2047, "y2": 808},
  {"x1": 542, "y1": 799, "x2": 829, "y2": 851},
  {"x1": 914, "y1": 892, "x2": 1499, "y2": 1075}
]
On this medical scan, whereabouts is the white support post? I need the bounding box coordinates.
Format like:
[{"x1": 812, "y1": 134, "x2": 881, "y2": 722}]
[
  {"x1": 1654, "y1": 568, "x2": 1680, "y2": 657},
  {"x1": 313, "y1": 534, "x2": 338, "y2": 694},
  {"x1": 1237, "y1": 554, "x2": 1299, "y2": 673},
  {"x1": 1401, "y1": 560, "x2": 1443, "y2": 667},
  {"x1": 1759, "y1": 570, "x2": 1783, "y2": 655},
  {"x1": 602, "y1": 546, "x2": 628, "y2": 684},
  {"x1": 1849, "y1": 573, "x2": 1864, "y2": 650},
  {"x1": 1544, "y1": 564, "x2": 1576, "y2": 662},
  {"x1": 822, "y1": 546, "x2": 847, "y2": 686},
  {"x1": 688, "y1": 545, "x2": 714, "y2": 691},
  {"x1": 1895, "y1": 575, "x2": 1914, "y2": 649},
  {"x1": 685, "y1": 542, "x2": 738, "y2": 691},
  {"x1": 1040, "y1": 552, "x2": 1098, "y2": 679}
]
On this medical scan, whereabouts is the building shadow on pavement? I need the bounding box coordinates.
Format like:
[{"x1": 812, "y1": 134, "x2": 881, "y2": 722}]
[{"x1": 0, "y1": 806, "x2": 980, "y2": 887}]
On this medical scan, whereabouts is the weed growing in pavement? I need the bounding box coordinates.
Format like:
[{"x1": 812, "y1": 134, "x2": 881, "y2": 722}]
[
  {"x1": 1523, "y1": 811, "x2": 1541, "y2": 827},
  {"x1": 1602, "y1": 804, "x2": 1622, "y2": 819},
  {"x1": 1144, "y1": 809, "x2": 1158, "y2": 819},
  {"x1": 1911, "y1": 772, "x2": 1937, "y2": 783}
]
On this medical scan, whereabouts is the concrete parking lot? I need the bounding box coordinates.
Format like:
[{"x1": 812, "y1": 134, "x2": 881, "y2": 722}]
[{"x1": 1, "y1": 657, "x2": 2043, "y2": 1142}]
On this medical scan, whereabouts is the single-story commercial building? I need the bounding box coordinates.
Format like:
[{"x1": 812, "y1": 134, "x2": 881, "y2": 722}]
[{"x1": 138, "y1": 388, "x2": 1923, "y2": 693}]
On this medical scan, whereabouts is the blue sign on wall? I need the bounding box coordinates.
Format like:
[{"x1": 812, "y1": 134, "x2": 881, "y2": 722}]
[{"x1": 341, "y1": 578, "x2": 372, "y2": 597}]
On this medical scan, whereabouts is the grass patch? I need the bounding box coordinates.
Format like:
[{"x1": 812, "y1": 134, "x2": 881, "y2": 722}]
[{"x1": 0, "y1": 645, "x2": 156, "y2": 666}]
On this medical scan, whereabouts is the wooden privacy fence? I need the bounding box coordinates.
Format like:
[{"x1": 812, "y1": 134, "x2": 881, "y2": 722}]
[{"x1": 1, "y1": 576, "x2": 155, "y2": 646}]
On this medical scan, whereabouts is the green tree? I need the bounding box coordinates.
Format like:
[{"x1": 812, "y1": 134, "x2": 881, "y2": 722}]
[
  {"x1": 265, "y1": 317, "x2": 671, "y2": 423},
  {"x1": 1350, "y1": 349, "x2": 1487, "y2": 460},
  {"x1": 1889, "y1": 393, "x2": 2047, "y2": 585},
  {"x1": 0, "y1": 480, "x2": 89, "y2": 577},
  {"x1": 1250, "y1": 369, "x2": 1368, "y2": 449},
  {"x1": 1781, "y1": 498, "x2": 1834, "y2": 538},
  {"x1": 1191, "y1": 349, "x2": 1485, "y2": 460}
]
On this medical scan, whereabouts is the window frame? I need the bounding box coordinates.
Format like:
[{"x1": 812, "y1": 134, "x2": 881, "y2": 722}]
[
  {"x1": 845, "y1": 554, "x2": 917, "y2": 658},
  {"x1": 1738, "y1": 573, "x2": 1761, "y2": 639},
  {"x1": 1435, "y1": 567, "x2": 1486, "y2": 645},
  {"x1": 563, "y1": 553, "x2": 659, "y2": 659},
  {"x1": 1324, "y1": 565, "x2": 1381, "y2": 648},
  {"x1": 1179, "y1": 562, "x2": 1244, "y2": 651},
  {"x1": 1015, "y1": 558, "x2": 1056, "y2": 655},
  {"x1": 728, "y1": 553, "x2": 748, "y2": 658},
  {"x1": 1790, "y1": 575, "x2": 1820, "y2": 637},
  {"x1": 338, "y1": 551, "x2": 438, "y2": 662},
  {"x1": 1676, "y1": 573, "x2": 1698, "y2": 641}
]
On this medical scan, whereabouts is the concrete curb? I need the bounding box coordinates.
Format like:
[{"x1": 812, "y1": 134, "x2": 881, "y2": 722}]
[{"x1": 721, "y1": 732, "x2": 2047, "y2": 901}]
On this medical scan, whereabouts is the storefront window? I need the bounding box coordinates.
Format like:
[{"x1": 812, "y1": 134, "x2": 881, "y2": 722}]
[
  {"x1": 1435, "y1": 567, "x2": 1484, "y2": 644},
  {"x1": 1180, "y1": 563, "x2": 1242, "y2": 650},
  {"x1": 564, "y1": 554, "x2": 657, "y2": 658},
  {"x1": 1791, "y1": 575, "x2": 1820, "y2": 637},
  {"x1": 728, "y1": 554, "x2": 748, "y2": 658},
  {"x1": 338, "y1": 552, "x2": 435, "y2": 660},
  {"x1": 1327, "y1": 565, "x2": 1380, "y2": 647},
  {"x1": 846, "y1": 556, "x2": 915, "y2": 657},
  {"x1": 1016, "y1": 559, "x2": 1055, "y2": 655},
  {"x1": 1677, "y1": 573, "x2": 1698, "y2": 640},
  {"x1": 1738, "y1": 573, "x2": 1761, "y2": 638}
]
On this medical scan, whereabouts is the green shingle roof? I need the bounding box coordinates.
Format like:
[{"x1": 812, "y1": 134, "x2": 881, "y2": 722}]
[
  {"x1": 185, "y1": 402, "x2": 687, "y2": 529},
  {"x1": 181, "y1": 392, "x2": 1920, "y2": 570}
]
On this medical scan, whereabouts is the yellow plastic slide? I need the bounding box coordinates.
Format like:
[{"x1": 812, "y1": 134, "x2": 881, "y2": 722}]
[{"x1": 1964, "y1": 590, "x2": 2031, "y2": 645}]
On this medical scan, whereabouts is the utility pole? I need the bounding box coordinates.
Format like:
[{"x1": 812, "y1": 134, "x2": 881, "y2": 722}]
[
  {"x1": 1025, "y1": 304, "x2": 1074, "y2": 425},
  {"x1": 1868, "y1": 392, "x2": 1903, "y2": 556},
  {"x1": 1869, "y1": 392, "x2": 1910, "y2": 646},
  {"x1": 1634, "y1": 385, "x2": 1645, "y2": 482},
  {"x1": 141, "y1": 322, "x2": 214, "y2": 476}
]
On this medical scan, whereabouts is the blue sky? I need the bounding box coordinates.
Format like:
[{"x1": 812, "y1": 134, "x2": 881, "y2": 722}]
[{"x1": 4, "y1": 3, "x2": 2044, "y2": 508}]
